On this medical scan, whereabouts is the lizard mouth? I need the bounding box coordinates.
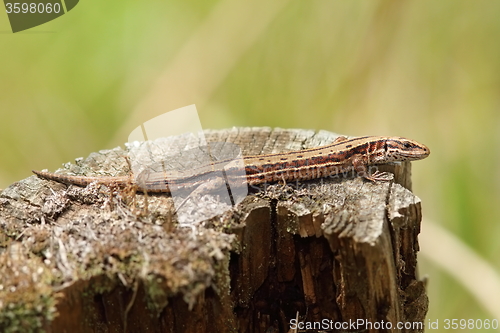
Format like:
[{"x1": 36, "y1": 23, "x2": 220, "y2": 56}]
[{"x1": 398, "y1": 151, "x2": 430, "y2": 160}]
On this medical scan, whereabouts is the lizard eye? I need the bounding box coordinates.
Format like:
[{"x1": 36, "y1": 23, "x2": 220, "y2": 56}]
[{"x1": 403, "y1": 142, "x2": 412, "y2": 148}]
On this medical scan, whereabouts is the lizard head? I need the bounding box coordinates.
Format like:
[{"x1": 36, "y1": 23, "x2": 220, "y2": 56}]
[{"x1": 384, "y1": 137, "x2": 430, "y2": 162}]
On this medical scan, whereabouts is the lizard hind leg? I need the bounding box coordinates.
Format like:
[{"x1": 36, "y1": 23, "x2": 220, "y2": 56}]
[
  {"x1": 332, "y1": 135, "x2": 349, "y2": 144},
  {"x1": 115, "y1": 155, "x2": 147, "y2": 216}
]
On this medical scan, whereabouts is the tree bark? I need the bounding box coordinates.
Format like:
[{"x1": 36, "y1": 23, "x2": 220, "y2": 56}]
[{"x1": 0, "y1": 127, "x2": 428, "y2": 333}]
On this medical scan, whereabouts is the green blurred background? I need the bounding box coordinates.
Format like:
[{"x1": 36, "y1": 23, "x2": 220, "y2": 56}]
[{"x1": 2, "y1": 0, "x2": 500, "y2": 329}]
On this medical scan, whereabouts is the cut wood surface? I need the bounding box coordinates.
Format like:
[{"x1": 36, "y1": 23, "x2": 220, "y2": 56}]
[{"x1": 0, "y1": 127, "x2": 428, "y2": 333}]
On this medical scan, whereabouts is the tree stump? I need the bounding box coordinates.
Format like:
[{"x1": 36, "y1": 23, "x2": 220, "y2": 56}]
[{"x1": 0, "y1": 127, "x2": 428, "y2": 333}]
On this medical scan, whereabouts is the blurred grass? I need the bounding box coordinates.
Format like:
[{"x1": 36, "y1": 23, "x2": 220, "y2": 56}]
[{"x1": 2, "y1": 0, "x2": 500, "y2": 327}]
